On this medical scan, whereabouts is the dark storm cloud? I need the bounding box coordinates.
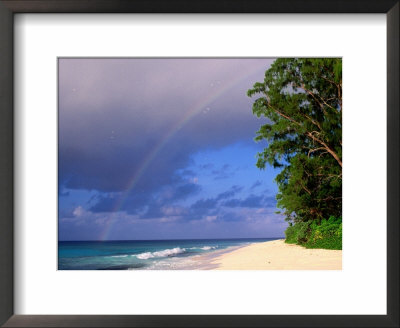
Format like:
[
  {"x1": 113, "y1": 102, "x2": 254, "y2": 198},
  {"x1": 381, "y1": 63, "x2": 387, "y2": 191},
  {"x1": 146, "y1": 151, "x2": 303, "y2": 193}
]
[
  {"x1": 191, "y1": 198, "x2": 219, "y2": 210},
  {"x1": 137, "y1": 181, "x2": 202, "y2": 217},
  {"x1": 184, "y1": 192, "x2": 277, "y2": 222},
  {"x1": 89, "y1": 183, "x2": 276, "y2": 222},
  {"x1": 180, "y1": 169, "x2": 196, "y2": 177},
  {"x1": 58, "y1": 207, "x2": 74, "y2": 218},
  {"x1": 216, "y1": 185, "x2": 243, "y2": 200},
  {"x1": 58, "y1": 184, "x2": 70, "y2": 197},
  {"x1": 171, "y1": 183, "x2": 202, "y2": 201},
  {"x1": 158, "y1": 187, "x2": 275, "y2": 222},
  {"x1": 90, "y1": 182, "x2": 201, "y2": 215},
  {"x1": 188, "y1": 203, "x2": 218, "y2": 221},
  {"x1": 133, "y1": 185, "x2": 243, "y2": 222},
  {"x1": 211, "y1": 164, "x2": 235, "y2": 180},
  {"x1": 217, "y1": 212, "x2": 243, "y2": 222},
  {"x1": 89, "y1": 194, "x2": 120, "y2": 213},
  {"x1": 58, "y1": 58, "x2": 274, "y2": 207},
  {"x1": 223, "y1": 194, "x2": 276, "y2": 208},
  {"x1": 59, "y1": 190, "x2": 70, "y2": 197},
  {"x1": 138, "y1": 187, "x2": 212, "y2": 220},
  {"x1": 250, "y1": 180, "x2": 262, "y2": 190},
  {"x1": 263, "y1": 196, "x2": 278, "y2": 207},
  {"x1": 199, "y1": 163, "x2": 214, "y2": 170}
]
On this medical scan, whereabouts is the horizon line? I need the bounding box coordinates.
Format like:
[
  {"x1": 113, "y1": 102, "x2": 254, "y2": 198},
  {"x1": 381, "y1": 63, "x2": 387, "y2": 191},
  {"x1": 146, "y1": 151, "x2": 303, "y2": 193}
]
[{"x1": 59, "y1": 237, "x2": 285, "y2": 242}]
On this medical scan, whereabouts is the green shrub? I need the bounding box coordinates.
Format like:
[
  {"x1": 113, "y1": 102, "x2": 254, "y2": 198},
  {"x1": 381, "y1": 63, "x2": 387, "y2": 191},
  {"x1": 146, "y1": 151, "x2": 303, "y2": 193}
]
[
  {"x1": 284, "y1": 224, "x2": 298, "y2": 244},
  {"x1": 284, "y1": 216, "x2": 342, "y2": 250},
  {"x1": 284, "y1": 221, "x2": 311, "y2": 245}
]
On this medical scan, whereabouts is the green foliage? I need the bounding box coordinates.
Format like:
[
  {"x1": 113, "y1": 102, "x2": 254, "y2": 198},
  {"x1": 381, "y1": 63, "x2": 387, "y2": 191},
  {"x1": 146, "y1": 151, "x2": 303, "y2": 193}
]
[
  {"x1": 284, "y1": 217, "x2": 342, "y2": 250},
  {"x1": 284, "y1": 225, "x2": 298, "y2": 244},
  {"x1": 248, "y1": 58, "x2": 342, "y2": 225},
  {"x1": 284, "y1": 221, "x2": 311, "y2": 244},
  {"x1": 305, "y1": 216, "x2": 342, "y2": 249}
]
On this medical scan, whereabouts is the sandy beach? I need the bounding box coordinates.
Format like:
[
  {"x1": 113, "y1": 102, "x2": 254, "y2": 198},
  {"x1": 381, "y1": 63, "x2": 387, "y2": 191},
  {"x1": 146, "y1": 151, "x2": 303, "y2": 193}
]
[{"x1": 210, "y1": 239, "x2": 342, "y2": 270}]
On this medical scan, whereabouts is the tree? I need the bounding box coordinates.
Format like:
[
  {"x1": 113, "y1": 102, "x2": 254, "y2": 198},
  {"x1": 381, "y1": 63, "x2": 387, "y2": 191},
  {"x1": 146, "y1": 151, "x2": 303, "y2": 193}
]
[{"x1": 248, "y1": 58, "x2": 342, "y2": 224}]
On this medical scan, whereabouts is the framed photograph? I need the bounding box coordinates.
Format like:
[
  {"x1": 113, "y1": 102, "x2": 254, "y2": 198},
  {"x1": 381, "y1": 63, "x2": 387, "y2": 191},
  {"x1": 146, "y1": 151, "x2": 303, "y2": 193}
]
[
  {"x1": 56, "y1": 56, "x2": 343, "y2": 272},
  {"x1": 0, "y1": 1, "x2": 398, "y2": 327}
]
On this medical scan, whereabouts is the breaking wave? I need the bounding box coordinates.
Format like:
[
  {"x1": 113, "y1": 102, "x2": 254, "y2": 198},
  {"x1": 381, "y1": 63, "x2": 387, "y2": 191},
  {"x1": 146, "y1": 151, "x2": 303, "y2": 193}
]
[
  {"x1": 136, "y1": 247, "x2": 186, "y2": 260},
  {"x1": 200, "y1": 246, "x2": 217, "y2": 250},
  {"x1": 189, "y1": 246, "x2": 217, "y2": 251}
]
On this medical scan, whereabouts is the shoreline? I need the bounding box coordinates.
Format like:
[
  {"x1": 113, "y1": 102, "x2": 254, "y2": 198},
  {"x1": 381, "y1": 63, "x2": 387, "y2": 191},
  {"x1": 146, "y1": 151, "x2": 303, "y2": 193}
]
[
  {"x1": 183, "y1": 244, "x2": 250, "y2": 270},
  {"x1": 205, "y1": 239, "x2": 342, "y2": 270},
  {"x1": 59, "y1": 239, "x2": 342, "y2": 270}
]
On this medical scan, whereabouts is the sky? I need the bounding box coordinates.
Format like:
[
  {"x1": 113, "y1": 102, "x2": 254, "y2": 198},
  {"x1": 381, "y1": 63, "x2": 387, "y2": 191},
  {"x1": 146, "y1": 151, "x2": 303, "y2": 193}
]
[{"x1": 58, "y1": 58, "x2": 286, "y2": 241}]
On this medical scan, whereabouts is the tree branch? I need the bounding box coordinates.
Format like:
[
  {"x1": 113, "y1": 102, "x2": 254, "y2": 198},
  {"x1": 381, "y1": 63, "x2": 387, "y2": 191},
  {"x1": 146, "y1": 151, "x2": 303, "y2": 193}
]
[
  {"x1": 308, "y1": 147, "x2": 326, "y2": 157},
  {"x1": 299, "y1": 83, "x2": 337, "y2": 113},
  {"x1": 321, "y1": 75, "x2": 342, "y2": 109},
  {"x1": 302, "y1": 113, "x2": 322, "y2": 131},
  {"x1": 305, "y1": 132, "x2": 342, "y2": 167},
  {"x1": 266, "y1": 102, "x2": 302, "y2": 126},
  {"x1": 265, "y1": 99, "x2": 342, "y2": 168}
]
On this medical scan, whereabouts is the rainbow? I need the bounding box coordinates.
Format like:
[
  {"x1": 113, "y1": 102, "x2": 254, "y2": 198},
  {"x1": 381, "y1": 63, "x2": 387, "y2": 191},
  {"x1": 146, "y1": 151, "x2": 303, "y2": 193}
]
[{"x1": 99, "y1": 63, "x2": 268, "y2": 240}]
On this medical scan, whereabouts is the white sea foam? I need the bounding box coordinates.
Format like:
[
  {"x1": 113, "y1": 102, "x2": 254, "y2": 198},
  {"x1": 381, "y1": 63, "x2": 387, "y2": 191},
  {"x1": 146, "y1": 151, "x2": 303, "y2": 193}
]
[
  {"x1": 200, "y1": 246, "x2": 216, "y2": 250},
  {"x1": 111, "y1": 255, "x2": 129, "y2": 258},
  {"x1": 136, "y1": 247, "x2": 186, "y2": 260},
  {"x1": 189, "y1": 246, "x2": 217, "y2": 251}
]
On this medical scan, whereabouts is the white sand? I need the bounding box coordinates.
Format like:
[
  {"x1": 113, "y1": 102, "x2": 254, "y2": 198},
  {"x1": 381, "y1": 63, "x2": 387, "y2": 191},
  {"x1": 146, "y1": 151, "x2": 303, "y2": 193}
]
[{"x1": 211, "y1": 239, "x2": 342, "y2": 270}]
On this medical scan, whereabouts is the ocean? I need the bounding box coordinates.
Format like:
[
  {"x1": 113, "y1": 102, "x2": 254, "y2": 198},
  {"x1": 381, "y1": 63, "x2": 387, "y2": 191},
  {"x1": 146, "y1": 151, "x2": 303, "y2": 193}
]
[{"x1": 58, "y1": 238, "x2": 279, "y2": 270}]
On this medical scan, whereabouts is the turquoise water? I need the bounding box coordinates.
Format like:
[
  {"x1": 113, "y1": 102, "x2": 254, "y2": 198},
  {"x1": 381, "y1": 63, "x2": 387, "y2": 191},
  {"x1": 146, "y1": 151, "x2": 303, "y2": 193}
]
[{"x1": 58, "y1": 238, "x2": 279, "y2": 270}]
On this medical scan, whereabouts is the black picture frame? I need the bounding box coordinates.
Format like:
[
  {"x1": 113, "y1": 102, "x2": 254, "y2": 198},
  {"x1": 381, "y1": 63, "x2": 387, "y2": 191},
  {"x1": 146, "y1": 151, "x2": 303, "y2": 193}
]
[{"x1": 0, "y1": 1, "x2": 398, "y2": 327}]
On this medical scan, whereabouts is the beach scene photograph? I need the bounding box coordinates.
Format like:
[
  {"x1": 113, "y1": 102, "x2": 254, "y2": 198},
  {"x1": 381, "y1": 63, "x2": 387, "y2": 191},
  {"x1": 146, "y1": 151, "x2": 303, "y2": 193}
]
[{"x1": 58, "y1": 58, "x2": 342, "y2": 270}]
